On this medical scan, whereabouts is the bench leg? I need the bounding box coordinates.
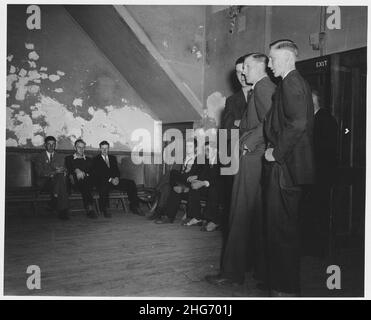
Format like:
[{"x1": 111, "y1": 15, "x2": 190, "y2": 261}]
[
  {"x1": 94, "y1": 198, "x2": 101, "y2": 216},
  {"x1": 120, "y1": 198, "x2": 129, "y2": 214}
]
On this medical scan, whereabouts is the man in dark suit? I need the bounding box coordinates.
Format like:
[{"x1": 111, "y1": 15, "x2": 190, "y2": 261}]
[
  {"x1": 264, "y1": 39, "x2": 315, "y2": 296},
  {"x1": 92, "y1": 140, "x2": 143, "y2": 218},
  {"x1": 186, "y1": 140, "x2": 221, "y2": 231},
  {"x1": 221, "y1": 55, "x2": 252, "y2": 132},
  {"x1": 302, "y1": 89, "x2": 338, "y2": 257},
  {"x1": 312, "y1": 89, "x2": 338, "y2": 181},
  {"x1": 207, "y1": 53, "x2": 276, "y2": 286},
  {"x1": 220, "y1": 56, "x2": 252, "y2": 246},
  {"x1": 155, "y1": 138, "x2": 201, "y2": 224},
  {"x1": 65, "y1": 139, "x2": 97, "y2": 219},
  {"x1": 34, "y1": 136, "x2": 69, "y2": 220}
]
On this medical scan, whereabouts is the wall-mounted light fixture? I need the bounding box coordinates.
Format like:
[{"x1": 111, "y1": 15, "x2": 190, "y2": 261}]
[
  {"x1": 190, "y1": 25, "x2": 204, "y2": 61},
  {"x1": 228, "y1": 6, "x2": 244, "y2": 34}
]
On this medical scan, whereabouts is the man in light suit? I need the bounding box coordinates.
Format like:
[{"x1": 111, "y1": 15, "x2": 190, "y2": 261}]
[
  {"x1": 220, "y1": 56, "x2": 252, "y2": 253},
  {"x1": 264, "y1": 39, "x2": 315, "y2": 296},
  {"x1": 92, "y1": 140, "x2": 143, "y2": 217},
  {"x1": 207, "y1": 53, "x2": 275, "y2": 286},
  {"x1": 34, "y1": 136, "x2": 69, "y2": 220}
]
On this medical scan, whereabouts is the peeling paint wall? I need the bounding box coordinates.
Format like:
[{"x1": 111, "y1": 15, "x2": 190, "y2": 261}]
[
  {"x1": 7, "y1": 5, "x2": 157, "y2": 151},
  {"x1": 126, "y1": 5, "x2": 205, "y2": 105}
]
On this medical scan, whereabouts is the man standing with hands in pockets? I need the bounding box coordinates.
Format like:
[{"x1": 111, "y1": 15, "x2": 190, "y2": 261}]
[
  {"x1": 206, "y1": 53, "x2": 275, "y2": 287},
  {"x1": 264, "y1": 39, "x2": 315, "y2": 296}
]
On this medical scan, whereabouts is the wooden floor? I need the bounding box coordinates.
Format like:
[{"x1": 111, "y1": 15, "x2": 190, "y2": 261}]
[{"x1": 4, "y1": 206, "x2": 364, "y2": 297}]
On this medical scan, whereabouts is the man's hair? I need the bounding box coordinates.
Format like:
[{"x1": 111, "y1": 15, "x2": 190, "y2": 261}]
[
  {"x1": 245, "y1": 52, "x2": 268, "y2": 67},
  {"x1": 99, "y1": 140, "x2": 110, "y2": 148},
  {"x1": 270, "y1": 39, "x2": 299, "y2": 57},
  {"x1": 74, "y1": 138, "x2": 86, "y2": 147},
  {"x1": 235, "y1": 54, "x2": 249, "y2": 66},
  {"x1": 44, "y1": 136, "x2": 56, "y2": 144}
]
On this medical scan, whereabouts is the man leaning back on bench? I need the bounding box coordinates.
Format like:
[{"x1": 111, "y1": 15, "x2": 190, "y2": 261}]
[{"x1": 34, "y1": 136, "x2": 143, "y2": 220}]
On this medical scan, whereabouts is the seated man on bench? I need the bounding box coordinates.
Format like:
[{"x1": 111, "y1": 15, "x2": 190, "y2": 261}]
[
  {"x1": 34, "y1": 136, "x2": 70, "y2": 220},
  {"x1": 186, "y1": 140, "x2": 222, "y2": 232},
  {"x1": 92, "y1": 140, "x2": 143, "y2": 218},
  {"x1": 155, "y1": 138, "x2": 201, "y2": 224},
  {"x1": 65, "y1": 139, "x2": 98, "y2": 219}
]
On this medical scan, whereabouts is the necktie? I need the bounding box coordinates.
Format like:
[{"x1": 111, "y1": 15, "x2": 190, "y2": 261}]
[
  {"x1": 240, "y1": 90, "x2": 253, "y2": 130},
  {"x1": 50, "y1": 153, "x2": 53, "y2": 163},
  {"x1": 104, "y1": 156, "x2": 110, "y2": 168},
  {"x1": 246, "y1": 89, "x2": 254, "y2": 105}
]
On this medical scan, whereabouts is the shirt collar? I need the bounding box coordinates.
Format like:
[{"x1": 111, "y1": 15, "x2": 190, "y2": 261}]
[
  {"x1": 73, "y1": 153, "x2": 86, "y2": 160},
  {"x1": 283, "y1": 68, "x2": 296, "y2": 80},
  {"x1": 208, "y1": 154, "x2": 217, "y2": 165},
  {"x1": 252, "y1": 75, "x2": 267, "y2": 89}
]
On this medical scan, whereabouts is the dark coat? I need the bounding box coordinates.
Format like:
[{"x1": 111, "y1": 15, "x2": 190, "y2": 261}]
[
  {"x1": 314, "y1": 108, "x2": 338, "y2": 170},
  {"x1": 264, "y1": 70, "x2": 315, "y2": 186},
  {"x1": 92, "y1": 154, "x2": 121, "y2": 186},
  {"x1": 65, "y1": 154, "x2": 93, "y2": 178},
  {"x1": 34, "y1": 151, "x2": 66, "y2": 178},
  {"x1": 240, "y1": 76, "x2": 276, "y2": 152},
  {"x1": 221, "y1": 89, "x2": 246, "y2": 130}
]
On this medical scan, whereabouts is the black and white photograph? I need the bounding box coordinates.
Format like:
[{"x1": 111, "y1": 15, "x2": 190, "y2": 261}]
[{"x1": 2, "y1": 1, "x2": 369, "y2": 301}]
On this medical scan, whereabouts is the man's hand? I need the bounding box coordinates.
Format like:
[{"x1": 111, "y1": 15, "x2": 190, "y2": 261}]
[
  {"x1": 55, "y1": 166, "x2": 66, "y2": 174},
  {"x1": 75, "y1": 168, "x2": 85, "y2": 180},
  {"x1": 187, "y1": 175, "x2": 198, "y2": 183},
  {"x1": 191, "y1": 180, "x2": 207, "y2": 190},
  {"x1": 265, "y1": 148, "x2": 275, "y2": 162},
  {"x1": 111, "y1": 177, "x2": 119, "y2": 186}
]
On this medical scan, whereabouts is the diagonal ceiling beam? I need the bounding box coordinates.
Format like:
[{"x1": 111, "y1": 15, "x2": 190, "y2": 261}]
[{"x1": 64, "y1": 5, "x2": 202, "y2": 123}]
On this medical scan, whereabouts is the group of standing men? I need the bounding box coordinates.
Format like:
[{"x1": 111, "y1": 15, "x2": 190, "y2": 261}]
[{"x1": 207, "y1": 39, "x2": 316, "y2": 296}]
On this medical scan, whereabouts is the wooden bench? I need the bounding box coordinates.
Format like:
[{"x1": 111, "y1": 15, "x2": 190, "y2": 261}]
[
  {"x1": 5, "y1": 149, "x2": 160, "y2": 216},
  {"x1": 6, "y1": 182, "x2": 158, "y2": 216}
]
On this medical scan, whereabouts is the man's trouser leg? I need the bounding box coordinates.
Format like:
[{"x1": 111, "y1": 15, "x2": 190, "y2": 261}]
[{"x1": 265, "y1": 162, "x2": 302, "y2": 294}]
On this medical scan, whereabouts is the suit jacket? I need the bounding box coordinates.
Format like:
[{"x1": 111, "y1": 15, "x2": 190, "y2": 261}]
[
  {"x1": 239, "y1": 76, "x2": 276, "y2": 152},
  {"x1": 196, "y1": 157, "x2": 221, "y2": 189},
  {"x1": 174, "y1": 155, "x2": 204, "y2": 186},
  {"x1": 314, "y1": 108, "x2": 338, "y2": 170},
  {"x1": 221, "y1": 90, "x2": 247, "y2": 130},
  {"x1": 34, "y1": 151, "x2": 66, "y2": 185},
  {"x1": 264, "y1": 70, "x2": 315, "y2": 186},
  {"x1": 92, "y1": 154, "x2": 121, "y2": 185}
]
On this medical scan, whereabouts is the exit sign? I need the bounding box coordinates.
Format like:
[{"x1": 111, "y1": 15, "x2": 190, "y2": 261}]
[{"x1": 316, "y1": 59, "x2": 329, "y2": 69}]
